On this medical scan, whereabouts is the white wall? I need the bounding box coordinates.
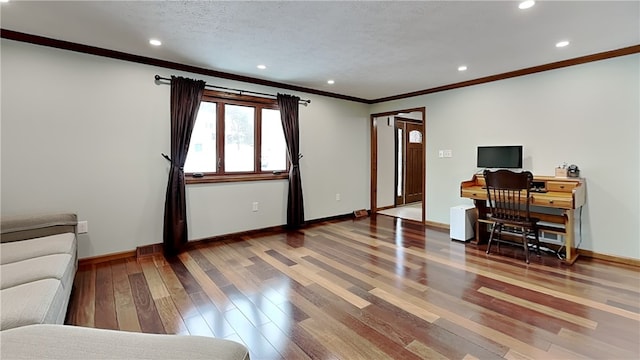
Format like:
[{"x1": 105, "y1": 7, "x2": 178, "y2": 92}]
[
  {"x1": 1, "y1": 39, "x2": 370, "y2": 258},
  {"x1": 297, "y1": 95, "x2": 371, "y2": 220},
  {"x1": 371, "y1": 54, "x2": 640, "y2": 259},
  {"x1": 376, "y1": 116, "x2": 395, "y2": 208}
]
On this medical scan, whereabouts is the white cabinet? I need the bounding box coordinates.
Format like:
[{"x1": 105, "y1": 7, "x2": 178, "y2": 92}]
[{"x1": 450, "y1": 205, "x2": 476, "y2": 241}]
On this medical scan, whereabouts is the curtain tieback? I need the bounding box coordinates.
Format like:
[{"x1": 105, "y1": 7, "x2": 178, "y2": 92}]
[
  {"x1": 290, "y1": 153, "x2": 303, "y2": 168},
  {"x1": 162, "y1": 154, "x2": 185, "y2": 170}
]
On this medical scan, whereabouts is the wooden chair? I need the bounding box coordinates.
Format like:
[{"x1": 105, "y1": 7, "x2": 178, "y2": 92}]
[{"x1": 483, "y1": 169, "x2": 540, "y2": 263}]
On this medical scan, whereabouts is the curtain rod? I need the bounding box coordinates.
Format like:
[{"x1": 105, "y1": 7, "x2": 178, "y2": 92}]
[{"x1": 154, "y1": 75, "x2": 310, "y2": 106}]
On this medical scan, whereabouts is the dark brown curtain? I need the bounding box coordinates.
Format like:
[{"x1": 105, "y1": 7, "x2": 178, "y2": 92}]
[
  {"x1": 163, "y1": 76, "x2": 206, "y2": 256},
  {"x1": 277, "y1": 94, "x2": 305, "y2": 228}
]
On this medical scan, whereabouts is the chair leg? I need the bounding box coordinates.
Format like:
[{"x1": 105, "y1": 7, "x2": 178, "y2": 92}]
[
  {"x1": 534, "y1": 227, "x2": 541, "y2": 256},
  {"x1": 487, "y1": 223, "x2": 498, "y2": 255},
  {"x1": 522, "y1": 227, "x2": 530, "y2": 264},
  {"x1": 496, "y1": 224, "x2": 503, "y2": 251}
]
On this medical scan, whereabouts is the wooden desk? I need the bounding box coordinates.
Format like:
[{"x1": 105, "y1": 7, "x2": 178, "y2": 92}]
[{"x1": 460, "y1": 174, "x2": 586, "y2": 264}]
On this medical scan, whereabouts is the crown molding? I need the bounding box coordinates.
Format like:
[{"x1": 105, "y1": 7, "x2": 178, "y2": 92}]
[
  {"x1": 0, "y1": 29, "x2": 368, "y2": 104},
  {"x1": 370, "y1": 45, "x2": 640, "y2": 103},
  {"x1": 3, "y1": 29, "x2": 638, "y2": 105}
]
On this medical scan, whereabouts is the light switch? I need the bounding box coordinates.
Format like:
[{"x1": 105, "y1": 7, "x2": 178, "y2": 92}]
[{"x1": 77, "y1": 221, "x2": 88, "y2": 234}]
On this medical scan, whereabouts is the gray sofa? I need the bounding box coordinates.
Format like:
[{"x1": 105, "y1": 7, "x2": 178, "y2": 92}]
[
  {"x1": 1, "y1": 213, "x2": 78, "y2": 330},
  {"x1": 0, "y1": 213, "x2": 250, "y2": 359}
]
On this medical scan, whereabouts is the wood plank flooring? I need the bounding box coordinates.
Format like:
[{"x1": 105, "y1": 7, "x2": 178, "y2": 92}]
[{"x1": 65, "y1": 216, "x2": 640, "y2": 359}]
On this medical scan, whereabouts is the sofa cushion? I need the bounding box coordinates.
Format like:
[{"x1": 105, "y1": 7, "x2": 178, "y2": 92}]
[
  {"x1": 1, "y1": 213, "x2": 77, "y2": 243},
  {"x1": 1, "y1": 254, "x2": 74, "y2": 290},
  {"x1": 0, "y1": 279, "x2": 67, "y2": 330},
  {"x1": 0, "y1": 232, "x2": 76, "y2": 265},
  {"x1": 0, "y1": 324, "x2": 251, "y2": 360}
]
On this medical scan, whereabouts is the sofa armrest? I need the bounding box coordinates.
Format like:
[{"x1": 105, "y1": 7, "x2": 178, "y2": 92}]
[{"x1": 1, "y1": 213, "x2": 77, "y2": 243}]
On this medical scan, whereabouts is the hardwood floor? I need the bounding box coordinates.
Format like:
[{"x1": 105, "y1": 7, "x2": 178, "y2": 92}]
[{"x1": 66, "y1": 216, "x2": 640, "y2": 359}]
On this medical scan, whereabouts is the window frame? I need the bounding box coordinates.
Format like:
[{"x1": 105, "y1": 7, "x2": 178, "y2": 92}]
[{"x1": 185, "y1": 90, "x2": 289, "y2": 184}]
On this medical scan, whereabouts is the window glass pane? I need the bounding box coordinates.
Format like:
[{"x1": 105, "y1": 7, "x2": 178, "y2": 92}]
[
  {"x1": 409, "y1": 130, "x2": 422, "y2": 143},
  {"x1": 261, "y1": 109, "x2": 287, "y2": 171},
  {"x1": 184, "y1": 102, "x2": 217, "y2": 173},
  {"x1": 225, "y1": 104, "x2": 255, "y2": 172}
]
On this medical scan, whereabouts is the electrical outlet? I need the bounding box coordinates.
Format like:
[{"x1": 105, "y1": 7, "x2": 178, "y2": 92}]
[
  {"x1": 336, "y1": 193, "x2": 341, "y2": 201},
  {"x1": 77, "y1": 221, "x2": 88, "y2": 234},
  {"x1": 444, "y1": 150, "x2": 453, "y2": 158},
  {"x1": 252, "y1": 202, "x2": 259, "y2": 212}
]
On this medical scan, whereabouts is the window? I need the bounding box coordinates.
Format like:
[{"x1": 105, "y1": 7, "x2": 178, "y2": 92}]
[{"x1": 184, "y1": 90, "x2": 289, "y2": 183}]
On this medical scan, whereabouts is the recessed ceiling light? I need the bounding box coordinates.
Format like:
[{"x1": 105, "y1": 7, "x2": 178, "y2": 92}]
[
  {"x1": 518, "y1": 1, "x2": 535, "y2": 10},
  {"x1": 458, "y1": 65, "x2": 468, "y2": 72},
  {"x1": 257, "y1": 64, "x2": 267, "y2": 70},
  {"x1": 556, "y1": 40, "x2": 570, "y2": 48},
  {"x1": 327, "y1": 80, "x2": 335, "y2": 85},
  {"x1": 149, "y1": 39, "x2": 162, "y2": 46}
]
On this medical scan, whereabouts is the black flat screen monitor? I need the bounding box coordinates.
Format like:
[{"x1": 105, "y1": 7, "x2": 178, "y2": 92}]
[{"x1": 477, "y1": 145, "x2": 523, "y2": 168}]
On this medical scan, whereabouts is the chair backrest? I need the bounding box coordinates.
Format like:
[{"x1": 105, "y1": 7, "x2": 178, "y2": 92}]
[{"x1": 483, "y1": 169, "x2": 534, "y2": 221}]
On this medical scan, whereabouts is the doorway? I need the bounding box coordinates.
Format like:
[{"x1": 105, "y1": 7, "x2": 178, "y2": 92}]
[
  {"x1": 395, "y1": 118, "x2": 424, "y2": 206},
  {"x1": 370, "y1": 107, "x2": 426, "y2": 223}
]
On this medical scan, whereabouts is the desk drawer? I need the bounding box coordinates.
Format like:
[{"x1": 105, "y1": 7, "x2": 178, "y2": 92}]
[
  {"x1": 530, "y1": 195, "x2": 572, "y2": 209},
  {"x1": 461, "y1": 188, "x2": 486, "y2": 199},
  {"x1": 546, "y1": 181, "x2": 577, "y2": 192}
]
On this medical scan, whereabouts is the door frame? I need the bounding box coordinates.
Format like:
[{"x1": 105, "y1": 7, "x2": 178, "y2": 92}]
[
  {"x1": 370, "y1": 107, "x2": 426, "y2": 224},
  {"x1": 395, "y1": 117, "x2": 424, "y2": 206}
]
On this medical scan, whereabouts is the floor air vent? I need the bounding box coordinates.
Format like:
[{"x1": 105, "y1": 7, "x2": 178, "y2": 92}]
[{"x1": 136, "y1": 244, "x2": 163, "y2": 259}]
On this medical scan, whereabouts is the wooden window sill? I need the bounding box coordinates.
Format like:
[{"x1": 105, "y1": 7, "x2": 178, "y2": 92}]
[{"x1": 185, "y1": 172, "x2": 288, "y2": 184}]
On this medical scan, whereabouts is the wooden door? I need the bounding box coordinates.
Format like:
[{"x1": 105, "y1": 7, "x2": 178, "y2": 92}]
[
  {"x1": 405, "y1": 122, "x2": 423, "y2": 203},
  {"x1": 395, "y1": 120, "x2": 423, "y2": 205}
]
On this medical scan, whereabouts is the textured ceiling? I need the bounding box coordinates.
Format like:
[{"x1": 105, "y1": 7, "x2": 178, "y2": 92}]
[{"x1": 1, "y1": 1, "x2": 638, "y2": 100}]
